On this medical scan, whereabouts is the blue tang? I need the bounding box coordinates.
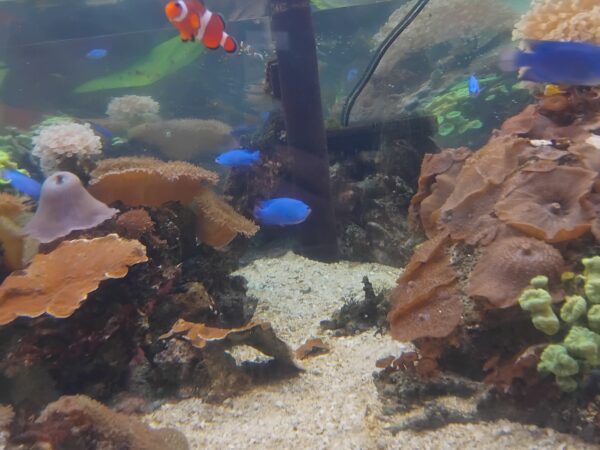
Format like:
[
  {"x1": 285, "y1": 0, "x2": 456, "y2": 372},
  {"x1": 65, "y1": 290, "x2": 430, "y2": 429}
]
[
  {"x1": 86, "y1": 48, "x2": 108, "y2": 59},
  {"x1": 216, "y1": 149, "x2": 261, "y2": 167},
  {"x1": 2, "y1": 168, "x2": 41, "y2": 200},
  {"x1": 499, "y1": 40, "x2": 600, "y2": 86},
  {"x1": 254, "y1": 198, "x2": 311, "y2": 226},
  {"x1": 468, "y1": 75, "x2": 480, "y2": 96}
]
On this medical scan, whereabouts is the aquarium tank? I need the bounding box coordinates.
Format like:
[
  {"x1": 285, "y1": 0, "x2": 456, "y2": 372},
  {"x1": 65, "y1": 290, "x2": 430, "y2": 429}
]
[{"x1": 3, "y1": 0, "x2": 600, "y2": 448}]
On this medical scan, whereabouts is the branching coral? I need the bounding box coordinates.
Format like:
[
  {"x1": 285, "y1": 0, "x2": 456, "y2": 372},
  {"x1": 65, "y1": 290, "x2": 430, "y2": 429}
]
[
  {"x1": 0, "y1": 234, "x2": 147, "y2": 325},
  {"x1": 467, "y1": 236, "x2": 564, "y2": 308},
  {"x1": 495, "y1": 166, "x2": 596, "y2": 243},
  {"x1": 88, "y1": 157, "x2": 218, "y2": 207},
  {"x1": 513, "y1": 0, "x2": 600, "y2": 45},
  {"x1": 32, "y1": 121, "x2": 102, "y2": 175},
  {"x1": 24, "y1": 172, "x2": 117, "y2": 243},
  {"x1": 33, "y1": 395, "x2": 188, "y2": 450},
  {"x1": 127, "y1": 119, "x2": 237, "y2": 161},
  {"x1": 193, "y1": 189, "x2": 259, "y2": 248}
]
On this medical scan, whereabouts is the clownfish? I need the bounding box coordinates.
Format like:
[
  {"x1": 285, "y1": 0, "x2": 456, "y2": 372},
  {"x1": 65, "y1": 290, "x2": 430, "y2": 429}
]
[{"x1": 164, "y1": 0, "x2": 237, "y2": 53}]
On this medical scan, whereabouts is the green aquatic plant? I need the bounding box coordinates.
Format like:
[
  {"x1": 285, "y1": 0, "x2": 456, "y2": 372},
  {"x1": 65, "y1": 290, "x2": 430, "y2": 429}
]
[
  {"x1": 74, "y1": 36, "x2": 205, "y2": 94},
  {"x1": 519, "y1": 256, "x2": 600, "y2": 391},
  {"x1": 438, "y1": 122, "x2": 455, "y2": 137}
]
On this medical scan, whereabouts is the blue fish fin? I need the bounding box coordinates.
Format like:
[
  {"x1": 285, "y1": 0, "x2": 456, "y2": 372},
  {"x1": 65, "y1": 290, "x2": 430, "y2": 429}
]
[
  {"x1": 520, "y1": 67, "x2": 549, "y2": 83},
  {"x1": 259, "y1": 199, "x2": 278, "y2": 208},
  {"x1": 252, "y1": 150, "x2": 261, "y2": 159}
]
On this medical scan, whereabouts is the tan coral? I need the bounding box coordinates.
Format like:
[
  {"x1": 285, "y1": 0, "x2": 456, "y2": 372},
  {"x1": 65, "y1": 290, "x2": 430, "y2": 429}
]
[
  {"x1": 116, "y1": 209, "x2": 154, "y2": 239},
  {"x1": 88, "y1": 157, "x2": 218, "y2": 207},
  {"x1": 127, "y1": 119, "x2": 237, "y2": 161},
  {"x1": 106, "y1": 95, "x2": 160, "y2": 128},
  {"x1": 0, "y1": 193, "x2": 37, "y2": 270},
  {"x1": 37, "y1": 395, "x2": 188, "y2": 450},
  {"x1": 0, "y1": 234, "x2": 147, "y2": 325},
  {"x1": 467, "y1": 236, "x2": 564, "y2": 308},
  {"x1": 388, "y1": 233, "x2": 461, "y2": 341},
  {"x1": 513, "y1": 0, "x2": 600, "y2": 45},
  {"x1": 161, "y1": 319, "x2": 294, "y2": 363},
  {"x1": 495, "y1": 165, "x2": 596, "y2": 243},
  {"x1": 193, "y1": 189, "x2": 259, "y2": 248}
]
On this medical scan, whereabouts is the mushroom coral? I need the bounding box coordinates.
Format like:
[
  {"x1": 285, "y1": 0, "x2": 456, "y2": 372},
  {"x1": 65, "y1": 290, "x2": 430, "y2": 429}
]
[
  {"x1": 495, "y1": 165, "x2": 596, "y2": 243},
  {"x1": 388, "y1": 233, "x2": 462, "y2": 341},
  {"x1": 467, "y1": 236, "x2": 564, "y2": 308},
  {"x1": 24, "y1": 172, "x2": 117, "y2": 244},
  {"x1": 0, "y1": 234, "x2": 147, "y2": 325},
  {"x1": 513, "y1": 0, "x2": 600, "y2": 45},
  {"x1": 88, "y1": 157, "x2": 218, "y2": 207},
  {"x1": 193, "y1": 189, "x2": 259, "y2": 248},
  {"x1": 127, "y1": 119, "x2": 237, "y2": 161}
]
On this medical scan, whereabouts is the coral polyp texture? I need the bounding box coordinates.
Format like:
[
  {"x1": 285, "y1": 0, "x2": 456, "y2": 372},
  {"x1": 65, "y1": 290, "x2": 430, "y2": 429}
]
[
  {"x1": 32, "y1": 121, "x2": 102, "y2": 175},
  {"x1": 106, "y1": 95, "x2": 160, "y2": 127},
  {"x1": 0, "y1": 234, "x2": 147, "y2": 325},
  {"x1": 513, "y1": 0, "x2": 600, "y2": 44}
]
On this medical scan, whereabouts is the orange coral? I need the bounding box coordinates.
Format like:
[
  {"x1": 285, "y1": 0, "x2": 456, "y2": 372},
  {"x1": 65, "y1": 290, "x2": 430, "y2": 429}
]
[
  {"x1": 116, "y1": 209, "x2": 154, "y2": 239},
  {"x1": 467, "y1": 236, "x2": 564, "y2": 308},
  {"x1": 161, "y1": 319, "x2": 294, "y2": 363},
  {"x1": 88, "y1": 157, "x2": 218, "y2": 207},
  {"x1": 0, "y1": 193, "x2": 28, "y2": 219},
  {"x1": 495, "y1": 165, "x2": 596, "y2": 243},
  {"x1": 388, "y1": 233, "x2": 461, "y2": 341},
  {"x1": 0, "y1": 234, "x2": 147, "y2": 325},
  {"x1": 193, "y1": 189, "x2": 259, "y2": 248}
]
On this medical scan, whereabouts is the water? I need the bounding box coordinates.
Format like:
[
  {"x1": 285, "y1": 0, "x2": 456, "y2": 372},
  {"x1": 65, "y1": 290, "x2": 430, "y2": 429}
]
[{"x1": 1, "y1": 0, "x2": 599, "y2": 448}]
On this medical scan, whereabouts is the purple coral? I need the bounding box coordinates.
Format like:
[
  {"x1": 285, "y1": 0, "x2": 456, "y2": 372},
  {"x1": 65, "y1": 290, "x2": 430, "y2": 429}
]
[{"x1": 24, "y1": 172, "x2": 117, "y2": 243}]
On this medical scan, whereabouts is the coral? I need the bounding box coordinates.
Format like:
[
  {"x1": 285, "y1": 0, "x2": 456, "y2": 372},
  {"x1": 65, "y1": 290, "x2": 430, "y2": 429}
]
[
  {"x1": 106, "y1": 95, "x2": 160, "y2": 127},
  {"x1": 192, "y1": 189, "x2": 259, "y2": 249},
  {"x1": 467, "y1": 237, "x2": 564, "y2": 308},
  {"x1": 583, "y1": 256, "x2": 600, "y2": 304},
  {"x1": 513, "y1": 0, "x2": 600, "y2": 45},
  {"x1": 74, "y1": 36, "x2": 204, "y2": 93},
  {"x1": 388, "y1": 234, "x2": 462, "y2": 341},
  {"x1": 160, "y1": 319, "x2": 295, "y2": 365},
  {"x1": 115, "y1": 208, "x2": 155, "y2": 239},
  {"x1": 88, "y1": 157, "x2": 218, "y2": 207},
  {"x1": 127, "y1": 119, "x2": 237, "y2": 161},
  {"x1": 25, "y1": 395, "x2": 188, "y2": 449},
  {"x1": 32, "y1": 121, "x2": 102, "y2": 175},
  {"x1": 518, "y1": 276, "x2": 560, "y2": 334},
  {"x1": 0, "y1": 234, "x2": 147, "y2": 325},
  {"x1": 295, "y1": 338, "x2": 330, "y2": 360},
  {"x1": 24, "y1": 171, "x2": 117, "y2": 243},
  {"x1": 0, "y1": 193, "x2": 37, "y2": 270},
  {"x1": 0, "y1": 404, "x2": 12, "y2": 430},
  {"x1": 495, "y1": 166, "x2": 596, "y2": 243}
]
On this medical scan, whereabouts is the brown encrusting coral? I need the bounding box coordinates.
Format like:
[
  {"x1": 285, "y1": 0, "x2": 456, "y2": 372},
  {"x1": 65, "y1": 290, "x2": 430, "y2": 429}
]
[
  {"x1": 14, "y1": 395, "x2": 188, "y2": 450},
  {"x1": 88, "y1": 157, "x2": 218, "y2": 207},
  {"x1": 0, "y1": 234, "x2": 147, "y2": 325},
  {"x1": 466, "y1": 236, "x2": 564, "y2": 308},
  {"x1": 192, "y1": 189, "x2": 259, "y2": 248}
]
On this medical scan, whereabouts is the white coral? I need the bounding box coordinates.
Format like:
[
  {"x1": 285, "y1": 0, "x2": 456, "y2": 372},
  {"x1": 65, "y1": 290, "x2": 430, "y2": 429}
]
[
  {"x1": 32, "y1": 122, "x2": 102, "y2": 175},
  {"x1": 106, "y1": 95, "x2": 160, "y2": 127},
  {"x1": 513, "y1": 0, "x2": 600, "y2": 45}
]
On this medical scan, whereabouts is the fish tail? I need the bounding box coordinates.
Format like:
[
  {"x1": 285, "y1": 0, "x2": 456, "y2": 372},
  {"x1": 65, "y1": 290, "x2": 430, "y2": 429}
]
[
  {"x1": 222, "y1": 32, "x2": 237, "y2": 53},
  {"x1": 252, "y1": 150, "x2": 260, "y2": 159},
  {"x1": 498, "y1": 47, "x2": 528, "y2": 72}
]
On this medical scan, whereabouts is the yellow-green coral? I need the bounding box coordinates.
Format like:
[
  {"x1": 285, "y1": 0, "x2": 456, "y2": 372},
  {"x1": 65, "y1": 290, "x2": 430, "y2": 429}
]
[{"x1": 521, "y1": 256, "x2": 600, "y2": 391}]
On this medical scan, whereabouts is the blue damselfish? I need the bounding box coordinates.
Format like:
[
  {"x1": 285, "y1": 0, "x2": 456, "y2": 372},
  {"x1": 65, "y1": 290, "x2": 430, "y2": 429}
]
[
  {"x1": 2, "y1": 168, "x2": 41, "y2": 200},
  {"x1": 468, "y1": 75, "x2": 480, "y2": 96},
  {"x1": 253, "y1": 198, "x2": 311, "y2": 226},
  {"x1": 86, "y1": 48, "x2": 108, "y2": 59},
  {"x1": 216, "y1": 149, "x2": 261, "y2": 167},
  {"x1": 499, "y1": 40, "x2": 600, "y2": 86}
]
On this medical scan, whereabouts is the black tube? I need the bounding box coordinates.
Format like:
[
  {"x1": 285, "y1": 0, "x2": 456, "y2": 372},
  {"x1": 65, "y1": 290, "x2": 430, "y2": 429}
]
[{"x1": 340, "y1": 0, "x2": 431, "y2": 126}]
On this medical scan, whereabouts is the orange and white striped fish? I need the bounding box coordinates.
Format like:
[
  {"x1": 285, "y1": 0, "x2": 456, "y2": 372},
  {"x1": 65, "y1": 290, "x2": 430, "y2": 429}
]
[{"x1": 164, "y1": 0, "x2": 237, "y2": 53}]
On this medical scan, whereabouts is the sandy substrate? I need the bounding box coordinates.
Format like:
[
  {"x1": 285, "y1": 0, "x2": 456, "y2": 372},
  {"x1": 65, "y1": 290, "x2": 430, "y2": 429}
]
[{"x1": 145, "y1": 252, "x2": 599, "y2": 449}]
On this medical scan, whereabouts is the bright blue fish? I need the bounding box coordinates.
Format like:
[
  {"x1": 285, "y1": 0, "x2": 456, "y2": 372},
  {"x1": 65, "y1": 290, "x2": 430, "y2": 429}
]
[
  {"x1": 87, "y1": 121, "x2": 113, "y2": 138},
  {"x1": 215, "y1": 149, "x2": 261, "y2": 167},
  {"x1": 499, "y1": 40, "x2": 600, "y2": 86},
  {"x1": 468, "y1": 75, "x2": 480, "y2": 96},
  {"x1": 347, "y1": 68, "x2": 359, "y2": 82},
  {"x1": 86, "y1": 48, "x2": 108, "y2": 59},
  {"x1": 2, "y1": 168, "x2": 41, "y2": 200},
  {"x1": 253, "y1": 198, "x2": 311, "y2": 226}
]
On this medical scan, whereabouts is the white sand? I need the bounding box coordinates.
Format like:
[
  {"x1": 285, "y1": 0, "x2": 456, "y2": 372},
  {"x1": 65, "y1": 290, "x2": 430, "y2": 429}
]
[{"x1": 146, "y1": 252, "x2": 598, "y2": 449}]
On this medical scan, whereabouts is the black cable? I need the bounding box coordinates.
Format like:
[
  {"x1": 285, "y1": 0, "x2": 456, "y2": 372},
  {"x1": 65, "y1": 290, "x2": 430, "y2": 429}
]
[{"x1": 340, "y1": 0, "x2": 431, "y2": 126}]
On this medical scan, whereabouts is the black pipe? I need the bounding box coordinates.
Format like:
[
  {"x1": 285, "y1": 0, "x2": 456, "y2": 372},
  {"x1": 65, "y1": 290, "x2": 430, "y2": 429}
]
[{"x1": 269, "y1": 0, "x2": 338, "y2": 262}]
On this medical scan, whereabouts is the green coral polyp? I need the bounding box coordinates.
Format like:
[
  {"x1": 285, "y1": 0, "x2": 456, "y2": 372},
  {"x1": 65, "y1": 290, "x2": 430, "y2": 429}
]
[
  {"x1": 538, "y1": 344, "x2": 579, "y2": 377},
  {"x1": 518, "y1": 287, "x2": 559, "y2": 335},
  {"x1": 583, "y1": 256, "x2": 600, "y2": 304},
  {"x1": 588, "y1": 305, "x2": 600, "y2": 333},
  {"x1": 560, "y1": 295, "x2": 587, "y2": 324},
  {"x1": 564, "y1": 326, "x2": 600, "y2": 365}
]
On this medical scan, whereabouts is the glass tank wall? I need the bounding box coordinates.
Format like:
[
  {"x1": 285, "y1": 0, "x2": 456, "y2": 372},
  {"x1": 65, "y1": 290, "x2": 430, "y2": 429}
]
[{"x1": 1, "y1": 0, "x2": 600, "y2": 448}]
